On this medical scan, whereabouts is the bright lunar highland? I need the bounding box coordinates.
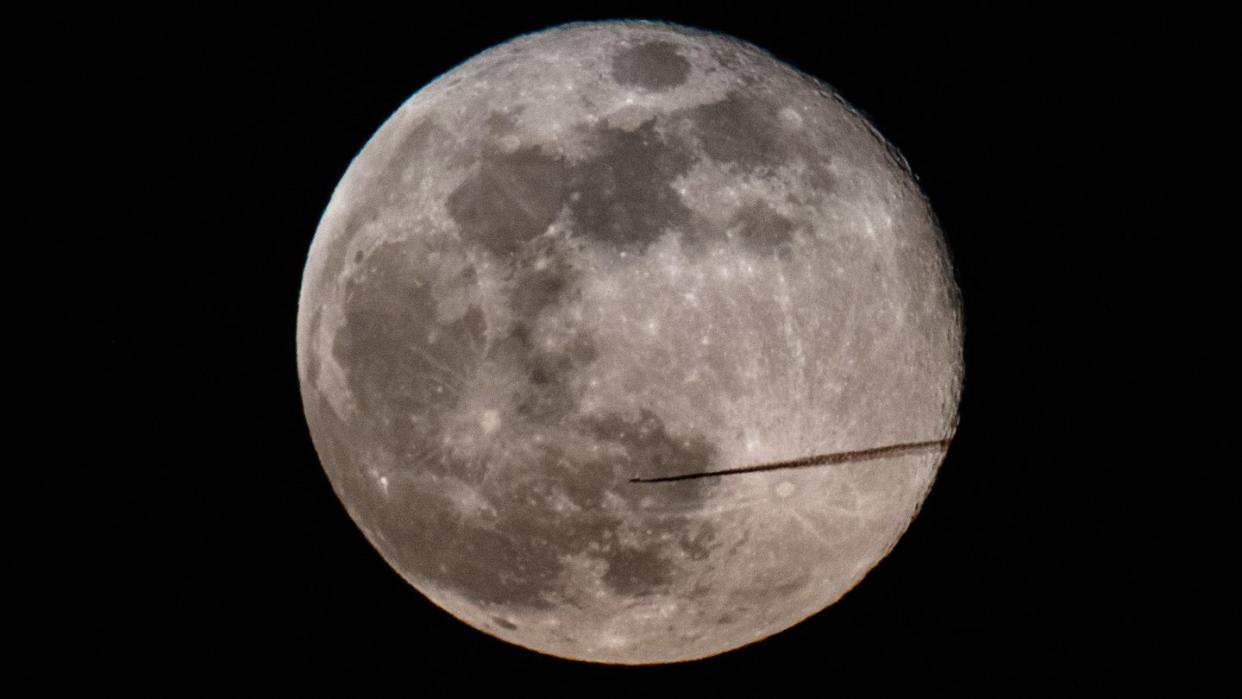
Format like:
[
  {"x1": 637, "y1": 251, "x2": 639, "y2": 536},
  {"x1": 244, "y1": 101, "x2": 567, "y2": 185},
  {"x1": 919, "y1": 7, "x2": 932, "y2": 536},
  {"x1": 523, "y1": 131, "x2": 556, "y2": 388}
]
[{"x1": 297, "y1": 20, "x2": 963, "y2": 664}]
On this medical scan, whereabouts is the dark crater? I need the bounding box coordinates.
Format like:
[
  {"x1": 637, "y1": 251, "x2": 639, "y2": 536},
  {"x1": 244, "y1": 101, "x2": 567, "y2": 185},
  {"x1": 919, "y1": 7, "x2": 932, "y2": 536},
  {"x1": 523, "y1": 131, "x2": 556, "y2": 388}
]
[
  {"x1": 610, "y1": 41, "x2": 691, "y2": 91},
  {"x1": 566, "y1": 118, "x2": 694, "y2": 252},
  {"x1": 729, "y1": 200, "x2": 796, "y2": 256},
  {"x1": 446, "y1": 140, "x2": 567, "y2": 257},
  {"x1": 685, "y1": 91, "x2": 789, "y2": 169},
  {"x1": 602, "y1": 545, "x2": 675, "y2": 596},
  {"x1": 332, "y1": 240, "x2": 483, "y2": 437}
]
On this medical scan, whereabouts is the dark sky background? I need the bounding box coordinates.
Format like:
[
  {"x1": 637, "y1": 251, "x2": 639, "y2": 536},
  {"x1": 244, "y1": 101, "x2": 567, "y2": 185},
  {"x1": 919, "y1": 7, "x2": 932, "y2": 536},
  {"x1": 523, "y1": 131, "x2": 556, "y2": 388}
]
[{"x1": 23, "y1": 3, "x2": 1228, "y2": 695}]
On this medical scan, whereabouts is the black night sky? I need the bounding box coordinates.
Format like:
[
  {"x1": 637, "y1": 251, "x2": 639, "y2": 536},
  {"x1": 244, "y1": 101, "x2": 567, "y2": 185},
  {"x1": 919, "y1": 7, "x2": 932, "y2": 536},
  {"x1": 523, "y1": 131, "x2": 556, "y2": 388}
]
[{"x1": 23, "y1": 4, "x2": 1228, "y2": 695}]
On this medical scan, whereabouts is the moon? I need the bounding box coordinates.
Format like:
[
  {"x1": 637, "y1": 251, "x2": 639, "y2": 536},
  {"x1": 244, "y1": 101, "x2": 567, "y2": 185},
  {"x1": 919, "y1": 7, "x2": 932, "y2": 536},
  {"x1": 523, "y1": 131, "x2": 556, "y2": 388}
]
[{"x1": 297, "y1": 20, "x2": 962, "y2": 664}]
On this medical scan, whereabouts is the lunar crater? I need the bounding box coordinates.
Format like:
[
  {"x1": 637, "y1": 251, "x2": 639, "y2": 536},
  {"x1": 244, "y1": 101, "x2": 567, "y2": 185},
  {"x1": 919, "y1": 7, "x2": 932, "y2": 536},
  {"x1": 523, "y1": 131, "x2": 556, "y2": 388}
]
[{"x1": 610, "y1": 40, "x2": 692, "y2": 91}]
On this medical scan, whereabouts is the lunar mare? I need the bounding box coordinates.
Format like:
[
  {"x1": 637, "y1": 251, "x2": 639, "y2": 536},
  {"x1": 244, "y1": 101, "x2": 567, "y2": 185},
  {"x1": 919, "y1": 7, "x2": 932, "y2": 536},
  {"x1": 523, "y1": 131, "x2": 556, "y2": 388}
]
[{"x1": 297, "y1": 21, "x2": 962, "y2": 664}]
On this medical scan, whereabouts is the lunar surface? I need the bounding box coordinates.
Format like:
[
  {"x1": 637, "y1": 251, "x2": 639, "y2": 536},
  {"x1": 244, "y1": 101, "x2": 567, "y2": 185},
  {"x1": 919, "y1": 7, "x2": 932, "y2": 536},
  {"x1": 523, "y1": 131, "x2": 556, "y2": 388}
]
[{"x1": 297, "y1": 21, "x2": 962, "y2": 664}]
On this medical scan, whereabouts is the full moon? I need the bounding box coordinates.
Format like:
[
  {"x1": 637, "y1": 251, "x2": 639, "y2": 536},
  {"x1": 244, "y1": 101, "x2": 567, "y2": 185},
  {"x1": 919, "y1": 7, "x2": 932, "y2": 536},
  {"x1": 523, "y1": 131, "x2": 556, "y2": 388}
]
[{"x1": 297, "y1": 21, "x2": 962, "y2": 664}]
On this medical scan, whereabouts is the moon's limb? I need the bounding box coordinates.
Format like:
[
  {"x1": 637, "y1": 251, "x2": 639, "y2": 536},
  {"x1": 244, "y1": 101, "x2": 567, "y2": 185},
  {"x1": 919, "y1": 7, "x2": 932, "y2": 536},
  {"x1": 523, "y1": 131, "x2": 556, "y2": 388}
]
[{"x1": 297, "y1": 20, "x2": 962, "y2": 664}]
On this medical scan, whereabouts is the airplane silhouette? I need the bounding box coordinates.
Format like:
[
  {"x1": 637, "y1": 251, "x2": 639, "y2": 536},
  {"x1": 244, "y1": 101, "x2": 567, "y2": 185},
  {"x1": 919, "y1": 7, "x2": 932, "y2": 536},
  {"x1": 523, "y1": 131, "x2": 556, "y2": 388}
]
[{"x1": 630, "y1": 438, "x2": 950, "y2": 483}]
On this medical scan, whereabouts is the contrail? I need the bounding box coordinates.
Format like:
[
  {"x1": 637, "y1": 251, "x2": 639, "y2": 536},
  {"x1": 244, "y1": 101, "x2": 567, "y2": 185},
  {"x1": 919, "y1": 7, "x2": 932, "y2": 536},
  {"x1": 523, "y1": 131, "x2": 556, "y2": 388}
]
[{"x1": 629, "y1": 438, "x2": 950, "y2": 483}]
